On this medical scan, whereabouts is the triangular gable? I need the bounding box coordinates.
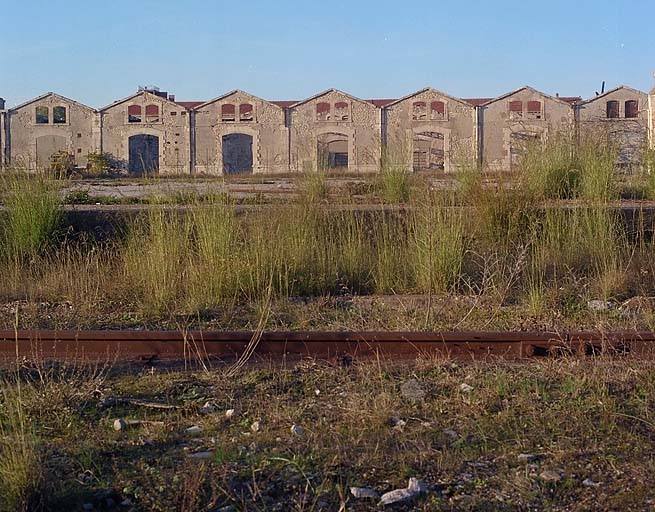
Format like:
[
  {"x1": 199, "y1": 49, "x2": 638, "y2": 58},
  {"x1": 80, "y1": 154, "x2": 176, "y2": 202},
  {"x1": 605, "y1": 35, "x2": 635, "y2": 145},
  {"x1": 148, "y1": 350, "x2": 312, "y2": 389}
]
[
  {"x1": 384, "y1": 87, "x2": 474, "y2": 109},
  {"x1": 9, "y1": 92, "x2": 96, "y2": 113},
  {"x1": 193, "y1": 89, "x2": 283, "y2": 111},
  {"x1": 100, "y1": 90, "x2": 180, "y2": 112},
  {"x1": 289, "y1": 88, "x2": 377, "y2": 109},
  {"x1": 577, "y1": 85, "x2": 647, "y2": 106},
  {"x1": 480, "y1": 86, "x2": 574, "y2": 108}
]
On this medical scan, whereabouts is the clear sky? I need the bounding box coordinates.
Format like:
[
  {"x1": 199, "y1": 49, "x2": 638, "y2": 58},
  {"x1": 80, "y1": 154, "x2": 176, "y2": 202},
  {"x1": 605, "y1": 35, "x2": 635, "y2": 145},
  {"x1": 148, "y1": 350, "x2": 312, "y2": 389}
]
[{"x1": 1, "y1": 0, "x2": 653, "y2": 108}]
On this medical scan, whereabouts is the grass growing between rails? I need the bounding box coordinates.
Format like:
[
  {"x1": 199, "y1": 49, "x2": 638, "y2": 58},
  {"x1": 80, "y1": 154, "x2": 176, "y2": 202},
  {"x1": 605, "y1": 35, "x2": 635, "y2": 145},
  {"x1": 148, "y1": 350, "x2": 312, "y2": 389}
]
[
  {"x1": 1, "y1": 138, "x2": 655, "y2": 330},
  {"x1": 2, "y1": 358, "x2": 655, "y2": 510}
]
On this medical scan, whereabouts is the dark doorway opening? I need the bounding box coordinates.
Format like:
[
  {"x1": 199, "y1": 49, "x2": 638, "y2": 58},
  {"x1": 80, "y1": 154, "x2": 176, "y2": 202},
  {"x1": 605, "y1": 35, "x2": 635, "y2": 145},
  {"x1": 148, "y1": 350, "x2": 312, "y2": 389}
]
[
  {"x1": 317, "y1": 132, "x2": 348, "y2": 170},
  {"x1": 222, "y1": 133, "x2": 253, "y2": 173},
  {"x1": 413, "y1": 131, "x2": 445, "y2": 171},
  {"x1": 128, "y1": 134, "x2": 159, "y2": 175}
]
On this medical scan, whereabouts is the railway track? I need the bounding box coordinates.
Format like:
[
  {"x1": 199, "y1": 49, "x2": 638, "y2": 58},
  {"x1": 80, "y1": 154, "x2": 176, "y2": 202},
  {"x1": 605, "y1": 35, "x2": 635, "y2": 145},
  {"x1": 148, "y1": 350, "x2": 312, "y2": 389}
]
[{"x1": 1, "y1": 330, "x2": 655, "y2": 363}]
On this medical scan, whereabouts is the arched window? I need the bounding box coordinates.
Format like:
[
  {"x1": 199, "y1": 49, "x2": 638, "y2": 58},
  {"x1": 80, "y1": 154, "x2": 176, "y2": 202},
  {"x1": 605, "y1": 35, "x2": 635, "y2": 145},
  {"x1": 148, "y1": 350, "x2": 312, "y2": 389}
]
[
  {"x1": 412, "y1": 101, "x2": 427, "y2": 120},
  {"x1": 527, "y1": 101, "x2": 542, "y2": 119},
  {"x1": 35, "y1": 106, "x2": 49, "y2": 124},
  {"x1": 128, "y1": 105, "x2": 142, "y2": 123},
  {"x1": 239, "y1": 103, "x2": 254, "y2": 122},
  {"x1": 430, "y1": 101, "x2": 445, "y2": 120},
  {"x1": 53, "y1": 106, "x2": 67, "y2": 124},
  {"x1": 606, "y1": 100, "x2": 619, "y2": 119},
  {"x1": 509, "y1": 101, "x2": 523, "y2": 119},
  {"x1": 316, "y1": 102, "x2": 331, "y2": 121},
  {"x1": 625, "y1": 100, "x2": 638, "y2": 119},
  {"x1": 221, "y1": 103, "x2": 236, "y2": 122},
  {"x1": 145, "y1": 104, "x2": 160, "y2": 123}
]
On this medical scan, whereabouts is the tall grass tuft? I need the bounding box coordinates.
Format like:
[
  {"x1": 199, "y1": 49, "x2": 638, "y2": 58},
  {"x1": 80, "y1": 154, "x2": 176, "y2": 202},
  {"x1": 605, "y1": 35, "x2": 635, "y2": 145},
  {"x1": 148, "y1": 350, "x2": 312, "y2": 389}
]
[
  {"x1": 1, "y1": 172, "x2": 62, "y2": 261},
  {"x1": 410, "y1": 192, "x2": 466, "y2": 293},
  {"x1": 577, "y1": 137, "x2": 617, "y2": 202},
  {"x1": 379, "y1": 142, "x2": 411, "y2": 203},
  {"x1": 0, "y1": 381, "x2": 43, "y2": 512}
]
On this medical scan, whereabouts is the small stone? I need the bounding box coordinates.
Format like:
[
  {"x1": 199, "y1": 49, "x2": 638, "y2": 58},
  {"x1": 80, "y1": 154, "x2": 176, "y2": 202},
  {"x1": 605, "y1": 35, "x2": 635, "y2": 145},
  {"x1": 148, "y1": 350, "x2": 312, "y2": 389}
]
[
  {"x1": 400, "y1": 379, "x2": 426, "y2": 402},
  {"x1": 459, "y1": 383, "x2": 474, "y2": 393},
  {"x1": 217, "y1": 506, "x2": 235, "y2": 512},
  {"x1": 188, "y1": 451, "x2": 213, "y2": 459},
  {"x1": 378, "y1": 477, "x2": 426, "y2": 506},
  {"x1": 185, "y1": 425, "x2": 203, "y2": 435},
  {"x1": 113, "y1": 418, "x2": 128, "y2": 431},
  {"x1": 587, "y1": 300, "x2": 614, "y2": 312},
  {"x1": 540, "y1": 470, "x2": 562, "y2": 482},
  {"x1": 82, "y1": 504, "x2": 94, "y2": 511},
  {"x1": 392, "y1": 418, "x2": 407, "y2": 431},
  {"x1": 200, "y1": 402, "x2": 216, "y2": 414},
  {"x1": 350, "y1": 486, "x2": 379, "y2": 499},
  {"x1": 290, "y1": 424, "x2": 304, "y2": 436},
  {"x1": 250, "y1": 421, "x2": 260, "y2": 433},
  {"x1": 225, "y1": 409, "x2": 235, "y2": 419},
  {"x1": 120, "y1": 498, "x2": 133, "y2": 506},
  {"x1": 582, "y1": 478, "x2": 601, "y2": 488},
  {"x1": 314, "y1": 389, "x2": 321, "y2": 396},
  {"x1": 518, "y1": 453, "x2": 538, "y2": 462}
]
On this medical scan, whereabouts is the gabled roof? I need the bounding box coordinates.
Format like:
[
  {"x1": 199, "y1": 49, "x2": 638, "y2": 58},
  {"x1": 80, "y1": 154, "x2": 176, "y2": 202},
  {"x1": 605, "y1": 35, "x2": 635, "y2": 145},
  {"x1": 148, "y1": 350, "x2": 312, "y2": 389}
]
[
  {"x1": 289, "y1": 88, "x2": 377, "y2": 109},
  {"x1": 384, "y1": 87, "x2": 475, "y2": 109},
  {"x1": 192, "y1": 89, "x2": 283, "y2": 111},
  {"x1": 100, "y1": 90, "x2": 181, "y2": 112},
  {"x1": 9, "y1": 92, "x2": 96, "y2": 113},
  {"x1": 577, "y1": 85, "x2": 647, "y2": 106},
  {"x1": 463, "y1": 98, "x2": 493, "y2": 106},
  {"x1": 480, "y1": 86, "x2": 578, "y2": 108}
]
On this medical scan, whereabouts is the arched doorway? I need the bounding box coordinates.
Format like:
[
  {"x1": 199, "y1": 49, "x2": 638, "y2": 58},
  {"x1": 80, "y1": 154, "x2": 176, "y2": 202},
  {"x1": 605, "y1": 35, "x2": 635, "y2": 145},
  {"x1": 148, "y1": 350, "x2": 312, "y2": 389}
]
[
  {"x1": 317, "y1": 133, "x2": 348, "y2": 170},
  {"x1": 413, "y1": 132, "x2": 444, "y2": 171},
  {"x1": 35, "y1": 135, "x2": 66, "y2": 170},
  {"x1": 222, "y1": 133, "x2": 253, "y2": 174},
  {"x1": 128, "y1": 134, "x2": 159, "y2": 175}
]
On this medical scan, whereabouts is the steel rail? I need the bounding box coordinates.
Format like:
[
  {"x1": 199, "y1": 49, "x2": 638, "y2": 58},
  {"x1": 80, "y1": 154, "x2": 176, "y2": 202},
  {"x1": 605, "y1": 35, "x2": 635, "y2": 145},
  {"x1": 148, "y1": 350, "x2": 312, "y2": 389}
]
[{"x1": 1, "y1": 330, "x2": 655, "y2": 363}]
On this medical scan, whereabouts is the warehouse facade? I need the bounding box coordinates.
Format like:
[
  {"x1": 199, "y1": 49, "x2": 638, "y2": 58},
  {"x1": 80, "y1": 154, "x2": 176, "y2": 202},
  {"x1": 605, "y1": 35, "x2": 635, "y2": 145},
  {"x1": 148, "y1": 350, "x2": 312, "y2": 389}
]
[{"x1": 0, "y1": 82, "x2": 653, "y2": 174}]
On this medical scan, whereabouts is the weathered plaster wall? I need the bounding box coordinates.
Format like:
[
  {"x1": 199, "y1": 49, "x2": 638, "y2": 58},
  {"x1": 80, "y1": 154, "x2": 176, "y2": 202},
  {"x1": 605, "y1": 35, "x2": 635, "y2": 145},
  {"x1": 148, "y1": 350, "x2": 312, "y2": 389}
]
[
  {"x1": 649, "y1": 88, "x2": 655, "y2": 150},
  {"x1": 384, "y1": 89, "x2": 476, "y2": 172},
  {"x1": 101, "y1": 91, "x2": 190, "y2": 175},
  {"x1": 577, "y1": 88, "x2": 648, "y2": 169},
  {"x1": 480, "y1": 89, "x2": 574, "y2": 171},
  {"x1": 289, "y1": 90, "x2": 380, "y2": 173},
  {"x1": 8, "y1": 94, "x2": 99, "y2": 170},
  {"x1": 194, "y1": 91, "x2": 288, "y2": 174}
]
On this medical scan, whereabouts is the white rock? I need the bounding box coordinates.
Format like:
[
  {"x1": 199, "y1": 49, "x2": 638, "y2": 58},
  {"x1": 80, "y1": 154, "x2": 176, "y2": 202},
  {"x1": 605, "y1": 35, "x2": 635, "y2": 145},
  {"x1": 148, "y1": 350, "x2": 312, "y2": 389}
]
[
  {"x1": 113, "y1": 418, "x2": 128, "y2": 431},
  {"x1": 250, "y1": 421, "x2": 260, "y2": 433},
  {"x1": 185, "y1": 425, "x2": 203, "y2": 435},
  {"x1": 518, "y1": 453, "x2": 538, "y2": 462},
  {"x1": 400, "y1": 379, "x2": 426, "y2": 402},
  {"x1": 582, "y1": 478, "x2": 601, "y2": 488},
  {"x1": 350, "y1": 486, "x2": 379, "y2": 499},
  {"x1": 587, "y1": 300, "x2": 614, "y2": 312},
  {"x1": 459, "y1": 383, "x2": 474, "y2": 393},
  {"x1": 314, "y1": 389, "x2": 321, "y2": 396},
  {"x1": 290, "y1": 424, "x2": 304, "y2": 436},
  {"x1": 225, "y1": 409, "x2": 235, "y2": 419},
  {"x1": 443, "y1": 429, "x2": 458, "y2": 439},
  {"x1": 378, "y1": 477, "x2": 425, "y2": 506}
]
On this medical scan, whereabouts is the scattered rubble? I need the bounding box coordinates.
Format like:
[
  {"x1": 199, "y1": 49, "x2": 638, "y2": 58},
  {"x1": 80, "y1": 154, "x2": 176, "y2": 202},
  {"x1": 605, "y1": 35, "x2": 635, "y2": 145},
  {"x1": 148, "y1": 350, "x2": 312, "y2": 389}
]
[{"x1": 378, "y1": 477, "x2": 426, "y2": 506}]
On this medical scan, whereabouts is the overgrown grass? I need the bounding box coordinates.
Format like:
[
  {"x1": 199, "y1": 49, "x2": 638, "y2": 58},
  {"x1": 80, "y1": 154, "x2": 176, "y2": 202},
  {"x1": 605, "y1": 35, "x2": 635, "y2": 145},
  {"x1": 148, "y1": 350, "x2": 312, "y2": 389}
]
[{"x1": 0, "y1": 172, "x2": 62, "y2": 262}]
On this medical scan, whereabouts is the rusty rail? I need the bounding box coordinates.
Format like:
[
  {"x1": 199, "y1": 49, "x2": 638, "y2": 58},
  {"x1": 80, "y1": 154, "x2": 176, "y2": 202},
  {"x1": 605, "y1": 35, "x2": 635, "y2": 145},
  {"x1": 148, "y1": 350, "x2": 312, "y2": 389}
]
[{"x1": 1, "y1": 330, "x2": 655, "y2": 363}]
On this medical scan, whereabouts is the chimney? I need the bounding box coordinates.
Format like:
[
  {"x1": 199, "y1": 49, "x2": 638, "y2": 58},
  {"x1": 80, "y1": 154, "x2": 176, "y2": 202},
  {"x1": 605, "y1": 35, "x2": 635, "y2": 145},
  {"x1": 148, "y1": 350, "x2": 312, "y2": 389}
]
[
  {"x1": 0, "y1": 98, "x2": 5, "y2": 110},
  {"x1": 168, "y1": 94, "x2": 176, "y2": 102}
]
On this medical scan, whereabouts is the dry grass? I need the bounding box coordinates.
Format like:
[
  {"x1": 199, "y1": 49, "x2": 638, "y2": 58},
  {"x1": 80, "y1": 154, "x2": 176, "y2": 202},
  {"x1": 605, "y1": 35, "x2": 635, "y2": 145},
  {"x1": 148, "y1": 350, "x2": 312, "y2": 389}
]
[{"x1": 1, "y1": 357, "x2": 654, "y2": 510}]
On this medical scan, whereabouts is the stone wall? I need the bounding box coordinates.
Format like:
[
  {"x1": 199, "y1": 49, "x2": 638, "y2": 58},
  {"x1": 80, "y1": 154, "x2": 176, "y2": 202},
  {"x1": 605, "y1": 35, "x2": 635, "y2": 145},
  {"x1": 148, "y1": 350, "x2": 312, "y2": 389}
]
[
  {"x1": 7, "y1": 93, "x2": 99, "y2": 171},
  {"x1": 576, "y1": 87, "x2": 648, "y2": 170},
  {"x1": 480, "y1": 87, "x2": 575, "y2": 171},
  {"x1": 101, "y1": 91, "x2": 190, "y2": 175},
  {"x1": 194, "y1": 90, "x2": 288, "y2": 174},
  {"x1": 289, "y1": 90, "x2": 380, "y2": 173},
  {"x1": 384, "y1": 88, "x2": 477, "y2": 173}
]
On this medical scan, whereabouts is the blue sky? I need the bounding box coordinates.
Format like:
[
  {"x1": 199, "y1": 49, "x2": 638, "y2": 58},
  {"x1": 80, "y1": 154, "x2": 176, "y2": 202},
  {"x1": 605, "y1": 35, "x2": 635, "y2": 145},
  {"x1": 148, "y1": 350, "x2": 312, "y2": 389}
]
[{"x1": 1, "y1": 0, "x2": 653, "y2": 108}]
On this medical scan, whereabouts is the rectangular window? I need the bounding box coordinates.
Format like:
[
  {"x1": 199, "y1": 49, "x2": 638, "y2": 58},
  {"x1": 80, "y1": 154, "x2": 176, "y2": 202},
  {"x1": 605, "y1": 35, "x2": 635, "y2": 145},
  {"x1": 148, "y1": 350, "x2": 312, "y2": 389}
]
[
  {"x1": 606, "y1": 101, "x2": 619, "y2": 119},
  {"x1": 222, "y1": 104, "x2": 236, "y2": 122},
  {"x1": 36, "y1": 106, "x2": 49, "y2": 124},
  {"x1": 625, "y1": 100, "x2": 638, "y2": 119},
  {"x1": 128, "y1": 105, "x2": 142, "y2": 123},
  {"x1": 526, "y1": 101, "x2": 542, "y2": 119},
  {"x1": 509, "y1": 101, "x2": 523, "y2": 119},
  {"x1": 53, "y1": 106, "x2": 66, "y2": 124}
]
